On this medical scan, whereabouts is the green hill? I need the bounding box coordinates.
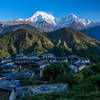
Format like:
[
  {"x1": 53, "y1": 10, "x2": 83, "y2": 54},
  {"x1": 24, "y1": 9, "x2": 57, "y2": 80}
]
[
  {"x1": 47, "y1": 28, "x2": 100, "y2": 56},
  {"x1": 0, "y1": 29, "x2": 54, "y2": 57},
  {"x1": 0, "y1": 28, "x2": 100, "y2": 57}
]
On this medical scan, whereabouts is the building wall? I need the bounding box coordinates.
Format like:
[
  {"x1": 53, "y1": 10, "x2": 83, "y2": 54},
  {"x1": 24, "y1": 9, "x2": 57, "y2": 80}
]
[
  {"x1": 0, "y1": 90, "x2": 10, "y2": 100},
  {"x1": 79, "y1": 65, "x2": 86, "y2": 71},
  {"x1": 9, "y1": 90, "x2": 15, "y2": 100},
  {"x1": 70, "y1": 64, "x2": 78, "y2": 72}
]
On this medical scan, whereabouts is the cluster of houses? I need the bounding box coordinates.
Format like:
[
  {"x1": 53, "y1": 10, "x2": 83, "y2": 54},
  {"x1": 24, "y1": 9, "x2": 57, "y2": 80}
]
[
  {"x1": 68, "y1": 55, "x2": 92, "y2": 73},
  {"x1": 0, "y1": 53, "x2": 68, "y2": 76},
  {"x1": 0, "y1": 53, "x2": 92, "y2": 100}
]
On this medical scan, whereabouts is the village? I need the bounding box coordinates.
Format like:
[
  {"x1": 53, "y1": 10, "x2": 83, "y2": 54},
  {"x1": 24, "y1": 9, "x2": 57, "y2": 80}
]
[{"x1": 0, "y1": 53, "x2": 92, "y2": 100}]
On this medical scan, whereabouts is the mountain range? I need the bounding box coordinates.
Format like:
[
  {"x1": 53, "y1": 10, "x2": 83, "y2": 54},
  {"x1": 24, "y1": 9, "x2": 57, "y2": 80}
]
[
  {"x1": 0, "y1": 11, "x2": 100, "y2": 32},
  {"x1": 0, "y1": 11, "x2": 100, "y2": 57},
  {"x1": 15, "y1": 11, "x2": 98, "y2": 30},
  {"x1": 0, "y1": 11, "x2": 100, "y2": 40}
]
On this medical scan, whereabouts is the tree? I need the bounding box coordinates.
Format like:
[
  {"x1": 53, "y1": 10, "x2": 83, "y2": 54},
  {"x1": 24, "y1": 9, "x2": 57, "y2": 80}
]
[
  {"x1": 91, "y1": 63, "x2": 100, "y2": 74},
  {"x1": 74, "y1": 73, "x2": 84, "y2": 84},
  {"x1": 42, "y1": 63, "x2": 70, "y2": 82},
  {"x1": 55, "y1": 72, "x2": 76, "y2": 87},
  {"x1": 81, "y1": 68, "x2": 95, "y2": 78},
  {"x1": 87, "y1": 74, "x2": 100, "y2": 91}
]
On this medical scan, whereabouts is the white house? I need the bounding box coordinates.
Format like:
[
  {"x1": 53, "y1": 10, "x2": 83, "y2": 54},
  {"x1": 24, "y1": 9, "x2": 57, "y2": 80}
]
[
  {"x1": 70, "y1": 63, "x2": 86, "y2": 72},
  {"x1": 49, "y1": 57, "x2": 68, "y2": 63},
  {"x1": 77, "y1": 57, "x2": 91, "y2": 64},
  {"x1": 41, "y1": 53, "x2": 54, "y2": 59}
]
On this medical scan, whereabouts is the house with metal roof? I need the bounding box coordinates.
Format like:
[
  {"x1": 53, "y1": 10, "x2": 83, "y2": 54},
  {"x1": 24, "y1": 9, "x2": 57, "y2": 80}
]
[
  {"x1": 70, "y1": 62, "x2": 86, "y2": 72},
  {"x1": 40, "y1": 53, "x2": 54, "y2": 59},
  {"x1": 0, "y1": 64, "x2": 21, "y2": 73},
  {"x1": 0, "y1": 58, "x2": 12, "y2": 65},
  {"x1": 49, "y1": 57, "x2": 68, "y2": 63}
]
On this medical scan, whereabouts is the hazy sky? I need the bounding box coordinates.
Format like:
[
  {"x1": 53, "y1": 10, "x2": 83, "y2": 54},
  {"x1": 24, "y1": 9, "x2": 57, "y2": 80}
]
[{"x1": 0, "y1": 0, "x2": 100, "y2": 22}]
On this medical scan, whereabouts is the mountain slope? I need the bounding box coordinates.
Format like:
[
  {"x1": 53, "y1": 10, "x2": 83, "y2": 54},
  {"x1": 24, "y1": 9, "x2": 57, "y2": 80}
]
[
  {"x1": 47, "y1": 28, "x2": 100, "y2": 55},
  {"x1": 0, "y1": 23, "x2": 44, "y2": 35},
  {"x1": 0, "y1": 28, "x2": 100, "y2": 57},
  {"x1": 0, "y1": 29, "x2": 54, "y2": 57},
  {"x1": 81, "y1": 25, "x2": 100, "y2": 40}
]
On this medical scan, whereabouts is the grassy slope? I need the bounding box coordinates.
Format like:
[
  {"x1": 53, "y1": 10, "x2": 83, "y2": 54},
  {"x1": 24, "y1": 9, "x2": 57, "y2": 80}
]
[
  {"x1": 0, "y1": 29, "x2": 54, "y2": 57},
  {"x1": 47, "y1": 28, "x2": 100, "y2": 54}
]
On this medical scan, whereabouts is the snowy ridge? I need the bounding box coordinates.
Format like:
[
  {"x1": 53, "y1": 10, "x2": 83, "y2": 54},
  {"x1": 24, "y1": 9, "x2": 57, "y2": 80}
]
[
  {"x1": 56, "y1": 13, "x2": 92, "y2": 28},
  {"x1": 25, "y1": 11, "x2": 56, "y2": 25},
  {"x1": 17, "y1": 11, "x2": 92, "y2": 29},
  {"x1": 66, "y1": 13, "x2": 91, "y2": 26}
]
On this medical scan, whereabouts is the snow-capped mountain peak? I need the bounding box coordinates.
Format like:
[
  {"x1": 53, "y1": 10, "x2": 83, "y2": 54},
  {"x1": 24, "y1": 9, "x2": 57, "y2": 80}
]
[
  {"x1": 56, "y1": 13, "x2": 92, "y2": 28},
  {"x1": 25, "y1": 11, "x2": 56, "y2": 25},
  {"x1": 66, "y1": 13, "x2": 91, "y2": 25},
  {"x1": 16, "y1": 11, "x2": 93, "y2": 30},
  {"x1": 67, "y1": 13, "x2": 78, "y2": 19}
]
